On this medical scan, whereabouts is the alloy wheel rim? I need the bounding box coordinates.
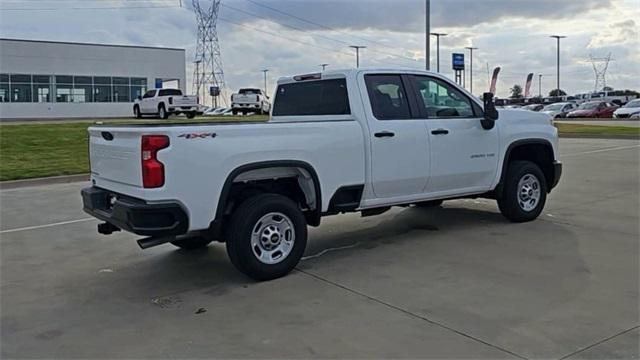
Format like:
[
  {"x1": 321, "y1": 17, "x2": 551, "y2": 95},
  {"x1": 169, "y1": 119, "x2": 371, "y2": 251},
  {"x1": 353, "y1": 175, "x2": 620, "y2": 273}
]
[
  {"x1": 517, "y1": 173, "x2": 541, "y2": 212},
  {"x1": 250, "y1": 212, "x2": 295, "y2": 265}
]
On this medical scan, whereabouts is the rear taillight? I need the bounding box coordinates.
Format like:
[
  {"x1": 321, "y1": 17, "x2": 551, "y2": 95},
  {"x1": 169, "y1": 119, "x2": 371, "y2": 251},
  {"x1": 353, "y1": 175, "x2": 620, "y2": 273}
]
[
  {"x1": 256, "y1": 95, "x2": 259, "y2": 102},
  {"x1": 141, "y1": 135, "x2": 169, "y2": 188},
  {"x1": 168, "y1": 97, "x2": 173, "y2": 105}
]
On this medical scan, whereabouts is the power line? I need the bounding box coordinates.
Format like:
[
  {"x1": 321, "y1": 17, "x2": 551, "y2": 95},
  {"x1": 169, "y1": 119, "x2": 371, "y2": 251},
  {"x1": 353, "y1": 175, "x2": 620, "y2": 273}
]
[
  {"x1": 221, "y1": 3, "x2": 420, "y2": 67},
  {"x1": 242, "y1": 0, "x2": 417, "y2": 58},
  {"x1": 218, "y1": 17, "x2": 416, "y2": 69}
]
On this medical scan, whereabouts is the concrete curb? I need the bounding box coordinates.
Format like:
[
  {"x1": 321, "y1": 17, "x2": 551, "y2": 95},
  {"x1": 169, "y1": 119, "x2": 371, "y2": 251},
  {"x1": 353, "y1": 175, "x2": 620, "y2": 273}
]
[
  {"x1": 559, "y1": 134, "x2": 640, "y2": 140},
  {"x1": 0, "y1": 174, "x2": 89, "y2": 190}
]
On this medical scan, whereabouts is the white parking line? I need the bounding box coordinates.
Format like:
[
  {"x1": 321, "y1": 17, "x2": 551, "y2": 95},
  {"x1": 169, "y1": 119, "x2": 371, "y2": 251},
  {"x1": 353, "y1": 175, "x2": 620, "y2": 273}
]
[
  {"x1": 0, "y1": 218, "x2": 95, "y2": 234},
  {"x1": 562, "y1": 144, "x2": 640, "y2": 157}
]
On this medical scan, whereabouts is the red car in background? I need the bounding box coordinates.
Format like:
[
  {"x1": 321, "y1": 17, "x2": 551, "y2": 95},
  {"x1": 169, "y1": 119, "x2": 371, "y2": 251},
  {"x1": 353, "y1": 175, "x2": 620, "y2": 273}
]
[{"x1": 566, "y1": 101, "x2": 619, "y2": 118}]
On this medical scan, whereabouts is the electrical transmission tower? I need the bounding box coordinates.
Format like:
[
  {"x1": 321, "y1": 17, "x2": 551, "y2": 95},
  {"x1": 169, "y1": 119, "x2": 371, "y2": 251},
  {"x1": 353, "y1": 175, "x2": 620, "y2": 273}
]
[
  {"x1": 192, "y1": 0, "x2": 225, "y2": 106},
  {"x1": 589, "y1": 53, "x2": 613, "y2": 91}
]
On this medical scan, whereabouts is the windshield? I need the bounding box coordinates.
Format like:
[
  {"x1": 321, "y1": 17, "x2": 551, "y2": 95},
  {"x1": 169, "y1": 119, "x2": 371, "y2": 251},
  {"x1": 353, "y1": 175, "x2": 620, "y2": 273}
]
[
  {"x1": 543, "y1": 104, "x2": 564, "y2": 111},
  {"x1": 579, "y1": 102, "x2": 600, "y2": 110},
  {"x1": 623, "y1": 99, "x2": 640, "y2": 108}
]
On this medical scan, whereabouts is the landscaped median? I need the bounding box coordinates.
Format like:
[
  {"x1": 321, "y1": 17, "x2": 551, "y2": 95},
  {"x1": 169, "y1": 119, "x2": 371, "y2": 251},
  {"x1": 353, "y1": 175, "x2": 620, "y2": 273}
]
[{"x1": 0, "y1": 118, "x2": 637, "y2": 181}]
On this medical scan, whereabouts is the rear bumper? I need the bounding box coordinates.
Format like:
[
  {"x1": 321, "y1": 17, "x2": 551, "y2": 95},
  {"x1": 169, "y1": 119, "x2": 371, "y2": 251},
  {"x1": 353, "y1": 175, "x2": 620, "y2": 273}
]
[
  {"x1": 81, "y1": 186, "x2": 188, "y2": 236},
  {"x1": 551, "y1": 161, "x2": 562, "y2": 190}
]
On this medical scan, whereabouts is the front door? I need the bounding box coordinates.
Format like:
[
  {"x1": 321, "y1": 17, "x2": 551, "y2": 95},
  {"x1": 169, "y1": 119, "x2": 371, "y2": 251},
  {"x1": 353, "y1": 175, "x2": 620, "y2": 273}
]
[
  {"x1": 408, "y1": 75, "x2": 499, "y2": 195},
  {"x1": 363, "y1": 74, "x2": 430, "y2": 199}
]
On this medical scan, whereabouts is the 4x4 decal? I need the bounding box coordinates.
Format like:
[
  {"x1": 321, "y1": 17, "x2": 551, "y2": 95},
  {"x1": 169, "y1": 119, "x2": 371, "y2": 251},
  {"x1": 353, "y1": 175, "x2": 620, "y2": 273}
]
[{"x1": 178, "y1": 133, "x2": 217, "y2": 139}]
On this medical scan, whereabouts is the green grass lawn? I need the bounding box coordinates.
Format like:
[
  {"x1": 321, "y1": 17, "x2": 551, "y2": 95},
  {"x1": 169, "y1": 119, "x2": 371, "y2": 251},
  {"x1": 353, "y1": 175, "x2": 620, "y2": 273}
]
[
  {"x1": 0, "y1": 116, "x2": 267, "y2": 181},
  {"x1": 555, "y1": 123, "x2": 640, "y2": 137},
  {"x1": 0, "y1": 118, "x2": 636, "y2": 181}
]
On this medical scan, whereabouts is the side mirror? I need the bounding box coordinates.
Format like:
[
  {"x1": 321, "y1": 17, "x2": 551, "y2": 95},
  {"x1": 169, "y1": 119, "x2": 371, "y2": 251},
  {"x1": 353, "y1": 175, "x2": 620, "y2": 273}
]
[{"x1": 481, "y1": 92, "x2": 498, "y2": 130}]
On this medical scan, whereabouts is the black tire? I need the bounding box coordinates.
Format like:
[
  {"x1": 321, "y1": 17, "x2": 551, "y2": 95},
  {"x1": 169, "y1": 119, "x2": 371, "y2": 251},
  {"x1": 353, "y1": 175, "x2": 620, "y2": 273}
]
[
  {"x1": 133, "y1": 105, "x2": 142, "y2": 119},
  {"x1": 232, "y1": 109, "x2": 238, "y2": 115},
  {"x1": 225, "y1": 193, "x2": 307, "y2": 281},
  {"x1": 186, "y1": 111, "x2": 196, "y2": 119},
  {"x1": 158, "y1": 104, "x2": 169, "y2": 119},
  {"x1": 171, "y1": 236, "x2": 213, "y2": 250},
  {"x1": 497, "y1": 160, "x2": 547, "y2": 223},
  {"x1": 415, "y1": 199, "x2": 443, "y2": 208}
]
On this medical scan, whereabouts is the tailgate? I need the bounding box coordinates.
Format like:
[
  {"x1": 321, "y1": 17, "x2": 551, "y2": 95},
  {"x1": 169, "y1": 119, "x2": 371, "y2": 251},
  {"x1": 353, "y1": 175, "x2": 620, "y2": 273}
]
[
  {"x1": 234, "y1": 95, "x2": 257, "y2": 103},
  {"x1": 173, "y1": 96, "x2": 197, "y2": 106},
  {"x1": 89, "y1": 128, "x2": 142, "y2": 187}
]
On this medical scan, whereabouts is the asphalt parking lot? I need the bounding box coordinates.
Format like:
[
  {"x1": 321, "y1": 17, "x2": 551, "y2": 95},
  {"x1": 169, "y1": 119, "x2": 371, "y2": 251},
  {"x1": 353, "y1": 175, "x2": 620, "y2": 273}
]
[{"x1": 1, "y1": 138, "x2": 639, "y2": 359}]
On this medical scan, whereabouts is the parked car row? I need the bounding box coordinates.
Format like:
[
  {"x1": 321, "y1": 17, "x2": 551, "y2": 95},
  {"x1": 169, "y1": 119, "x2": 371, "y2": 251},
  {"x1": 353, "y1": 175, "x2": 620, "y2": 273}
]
[{"x1": 520, "y1": 100, "x2": 636, "y2": 119}]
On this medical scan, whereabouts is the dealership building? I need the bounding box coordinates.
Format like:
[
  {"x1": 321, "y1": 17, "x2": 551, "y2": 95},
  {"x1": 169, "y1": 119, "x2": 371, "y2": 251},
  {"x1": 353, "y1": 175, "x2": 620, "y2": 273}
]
[{"x1": 0, "y1": 38, "x2": 187, "y2": 120}]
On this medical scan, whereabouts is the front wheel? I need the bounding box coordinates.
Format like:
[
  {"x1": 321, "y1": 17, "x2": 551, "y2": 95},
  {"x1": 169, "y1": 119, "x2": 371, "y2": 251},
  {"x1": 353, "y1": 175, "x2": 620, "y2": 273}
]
[
  {"x1": 225, "y1": 194, "x2": 307, "y2": 281},
  {"x1": 134, "y1": 106, "x2": 142, "y2": 119},
  {"x1": 497, "y1": 160, "x2": 547, "y2": 222}
]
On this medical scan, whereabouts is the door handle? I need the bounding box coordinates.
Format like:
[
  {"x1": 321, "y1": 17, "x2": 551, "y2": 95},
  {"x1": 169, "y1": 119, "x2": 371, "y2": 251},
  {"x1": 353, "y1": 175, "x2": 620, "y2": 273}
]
[
  {"x1": 431, "y1": 129, "x2": 449, "y2": 135},
  {"x1": 374, "y1": 131, "x2": 395, "y2": 138}
]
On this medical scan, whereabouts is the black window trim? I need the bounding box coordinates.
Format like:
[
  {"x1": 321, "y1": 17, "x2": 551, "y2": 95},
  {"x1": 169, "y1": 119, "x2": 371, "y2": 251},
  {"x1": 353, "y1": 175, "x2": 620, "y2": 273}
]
[
  {"x1": 364, "y1": 73, "x2": 420, "y2": 121},
  {"x1": 407, "y1": 74, "x2": 483, "y2": 120}
]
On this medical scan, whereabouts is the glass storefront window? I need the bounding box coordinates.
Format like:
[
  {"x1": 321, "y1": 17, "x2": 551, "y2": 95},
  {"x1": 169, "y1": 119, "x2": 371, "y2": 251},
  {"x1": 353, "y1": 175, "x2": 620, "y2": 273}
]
[
  {"x1": 94, "y1": 85, "x2": 111, "y2": 102},
  {"x1": 33, "y1": 84, "x2": 51, "y2": 102},
  {"x1": 56, "y1": 85, "x2": 73, "y2": 102}
]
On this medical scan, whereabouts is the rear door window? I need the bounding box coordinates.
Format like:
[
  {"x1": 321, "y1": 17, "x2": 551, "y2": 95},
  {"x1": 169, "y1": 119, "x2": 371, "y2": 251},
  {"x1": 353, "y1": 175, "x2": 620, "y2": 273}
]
[
  {"x1": 142, "y1": 90, "x2": 156, "y2": 99},
  {"x1": 364, "y1": 75, "x2": 412, "y2": 120},
  {"x1": 272, "y1": 79, "x2": 350, "y2": 116}
]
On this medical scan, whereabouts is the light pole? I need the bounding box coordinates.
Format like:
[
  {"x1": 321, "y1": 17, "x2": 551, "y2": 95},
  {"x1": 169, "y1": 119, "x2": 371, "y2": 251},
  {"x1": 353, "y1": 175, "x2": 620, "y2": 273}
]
[
  {"x1": 538, "y1": 74, "x2": 543, "y2": 97},
  {"x1": 349, "y1": 46, "x2": 366, "y2": 68},
  {"x1": 550, "y1": 35, "x2": 566, "y2": 96},
  {"x1": 261, "y1": 69, "x2": 269, "y2": 97},
  {"x1": 465, "y1": 46, "x2": 478, "y2": 94},
  {"x1": 425, "y1": 0, "x2": 430, "y2": 70},
  {"x1": 319, "y1": 63, "x2": 329, "y2": 71},
  {"x1": 430, "y1": 32, "x2": 447, "y2": 72}
]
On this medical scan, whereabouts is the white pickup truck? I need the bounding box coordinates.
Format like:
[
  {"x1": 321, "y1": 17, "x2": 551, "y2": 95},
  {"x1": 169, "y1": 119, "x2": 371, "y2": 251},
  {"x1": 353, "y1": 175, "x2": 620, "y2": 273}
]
[
  {"x1": 231, "y1": 88, "x2": 270, "y2": 115},
  {"x1": 82, "y1": 68, "x2": 562, "y2": 280},
  {"x1": 133, "y1": 89, "x2": 200, "y2": 119}
]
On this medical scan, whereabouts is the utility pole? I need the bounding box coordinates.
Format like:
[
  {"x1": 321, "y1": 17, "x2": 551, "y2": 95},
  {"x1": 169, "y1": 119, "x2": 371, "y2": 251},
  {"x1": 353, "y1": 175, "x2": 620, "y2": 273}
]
[
  {"x1": 465, "y1": 46, "x2": 478, "y2": 94},
  {"x1": 430, "y1": 33, "x2": 447, "y2": 72},
  {"x1": 425, "y1": 0, "x2": 430, "y2": 70},
  {"x1": 261, "y1": 69, "x2": 269, "y2": 97},
  {"x1": 319, "y1": 63, "x2": 329, "y2": 71},
  {"x1": 550, "y1": 35, "x2": 566, "y2": 95},
  {"x1": 538, "y1": 74, "x2": 542, "y2": 97},
  {"x1": 349, "y1": 46, "x2": 366, "y2": 68}
]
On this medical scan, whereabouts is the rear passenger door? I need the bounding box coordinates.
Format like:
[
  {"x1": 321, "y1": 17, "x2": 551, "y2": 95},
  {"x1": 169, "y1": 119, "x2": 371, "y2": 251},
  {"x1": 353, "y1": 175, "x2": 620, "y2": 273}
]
[
  {"x1": 408, "y1": 75, "x2": 499, "y2": 194},
  {"x1": 363, "y1": 74, "x2": 430, "y2": 199}
]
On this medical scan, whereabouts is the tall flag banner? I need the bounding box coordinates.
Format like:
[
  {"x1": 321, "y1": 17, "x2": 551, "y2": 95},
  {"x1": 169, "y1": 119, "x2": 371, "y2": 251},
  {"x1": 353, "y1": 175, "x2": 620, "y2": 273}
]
[
  {"x1": 489, "y1": 67, "x2": 501, "y2": 95},
  {"x1": 524, "y1": 73, "x2": 534, "y2": 98}
]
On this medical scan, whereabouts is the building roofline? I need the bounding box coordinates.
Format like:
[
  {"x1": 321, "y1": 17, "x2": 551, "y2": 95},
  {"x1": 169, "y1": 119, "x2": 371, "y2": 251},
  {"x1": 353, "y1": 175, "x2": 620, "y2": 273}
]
[{"x1": 0, "y1": 38, "x2": 185, "y2": 52}]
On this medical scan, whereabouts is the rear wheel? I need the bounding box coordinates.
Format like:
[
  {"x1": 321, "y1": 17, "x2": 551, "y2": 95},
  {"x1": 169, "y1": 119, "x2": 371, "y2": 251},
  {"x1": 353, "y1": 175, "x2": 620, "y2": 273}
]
[
  {"x1": 232, "y1": 109, "x2": 238, "y2": 115},
  {"x1": 225, "y1": 193, "x2": 307, "y2": 281},
  {"x1": 171, "y1": 236, "x2": 213, "y2": 250},
  {"x1": 497, "y1": 160, "x2": 547, "y2": 222},
  {"x1": 186, "y1": 111, "x2": 196, "y2": 119},
  {"x1": 158, "y1": 105, "x2": 169, "y2": 119}
]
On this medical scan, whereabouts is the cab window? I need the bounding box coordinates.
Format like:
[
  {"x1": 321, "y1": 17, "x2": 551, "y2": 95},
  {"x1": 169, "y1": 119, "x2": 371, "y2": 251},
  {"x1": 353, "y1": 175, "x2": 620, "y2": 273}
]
[
  {"x1": 142, "y1": 90, "x2": 156, "y2": 99},
  {"x1": 410, "y1": 75, "x2": 476, "y2": 118},
  {"x1": 364, "y1": 75, "x2": 412, "y2": 120}
]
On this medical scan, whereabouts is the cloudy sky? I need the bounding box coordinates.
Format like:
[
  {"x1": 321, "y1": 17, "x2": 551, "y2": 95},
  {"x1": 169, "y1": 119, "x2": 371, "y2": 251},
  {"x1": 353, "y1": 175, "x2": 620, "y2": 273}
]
[{"x1": 1, "y1": 0, "x2": 638, "y2": 98}]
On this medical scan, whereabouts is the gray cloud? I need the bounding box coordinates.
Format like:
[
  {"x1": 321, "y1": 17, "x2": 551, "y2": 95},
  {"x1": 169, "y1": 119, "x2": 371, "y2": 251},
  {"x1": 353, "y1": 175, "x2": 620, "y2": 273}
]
[{"x1": 220, "y1": 0, "x2": 612, "y2": 32}]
